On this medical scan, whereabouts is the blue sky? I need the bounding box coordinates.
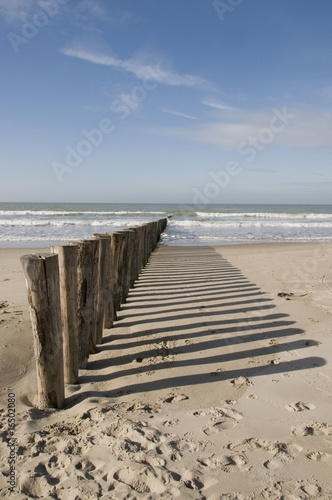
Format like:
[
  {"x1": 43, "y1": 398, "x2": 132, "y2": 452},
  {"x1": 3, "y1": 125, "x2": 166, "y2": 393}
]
[{"x1": 0, "y1": 0, "x2": 332, "y2": 204}]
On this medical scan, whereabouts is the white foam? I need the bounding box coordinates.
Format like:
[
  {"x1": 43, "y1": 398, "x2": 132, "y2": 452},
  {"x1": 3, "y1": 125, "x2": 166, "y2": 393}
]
[
  {"x1": 0, "y1": 218, "x2": 151, "y2": 228},
  {"x1": 169, "y1": 219, "x2": 332, "y2": 229},
  {"x1": 196, "y1": 211, "x2": 332, "y2": 220},
  {"x1": 0, "y1": 210, "x2": 166, "y2": 217}
]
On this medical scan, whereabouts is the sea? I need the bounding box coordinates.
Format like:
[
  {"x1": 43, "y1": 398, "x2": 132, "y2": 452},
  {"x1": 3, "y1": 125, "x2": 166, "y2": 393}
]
[{"x1": 0, "y1": 202, "x2": 332, "y2": 248}]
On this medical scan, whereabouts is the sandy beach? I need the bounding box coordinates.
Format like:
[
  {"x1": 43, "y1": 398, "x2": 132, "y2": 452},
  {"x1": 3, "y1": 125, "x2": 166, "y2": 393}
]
[{"x1": 1, "y1": 242, "x2": 332, "y2": 499}]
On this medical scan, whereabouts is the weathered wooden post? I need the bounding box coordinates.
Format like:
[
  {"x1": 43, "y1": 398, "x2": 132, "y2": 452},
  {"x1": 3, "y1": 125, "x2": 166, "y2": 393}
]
[
  {"x1": 152, "y1": 220, "x2": 159, "y2": 250},
  {"x1": 149, "y1": 221, "x2": 155, "y2": 254},
  {"x1": 136, "y1": 225, "x2": 145, "y2": 274},
  {"x1": 120, "y1": 229, "x2": 136, "y2": 303},
  {"x1": 127, "y1": 226, "x2": 140, "y2": 287},
  {"x1": 141, "y1": 223, "x2": 151, "y2": 266},
  {"x1": 132, "y1": 225, "x2": 145, "y2": 277},
  {"x1": 50, "y1": 245, "x2": 79, "y2": 384},
  {"x1": 109, "y1": 231, "x2": 125, "y2": 317},
  {"x1": 119, "y1": 229, "x2": 130, "y2": 303},
  {"x1": 93, "y1": 234, "x2": 111, "y2": 343},
  {"x1": 20, "y1": 253, "x2": 64, "y2": 409},
  {"x1": 73, "y1": 239, "x2": 99, "y2": 368},
  {"x1": 140, "y1": 224, "x2": 148, "y2": 267}
]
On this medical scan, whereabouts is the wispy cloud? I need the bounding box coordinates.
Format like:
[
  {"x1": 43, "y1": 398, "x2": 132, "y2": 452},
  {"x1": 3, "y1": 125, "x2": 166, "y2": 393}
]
[
  {"x1": 161, "y1": 108, "x2": 198, "y2": 120},
  {"x1": 60, "y1": 46, "x2": 209, "y2": 88},
  {"x1": 202, "y1": 99, "x2": 236, "y2": 111},
  {"x1": 148, "y1": 108, "x2": 332, "y2": 150}
]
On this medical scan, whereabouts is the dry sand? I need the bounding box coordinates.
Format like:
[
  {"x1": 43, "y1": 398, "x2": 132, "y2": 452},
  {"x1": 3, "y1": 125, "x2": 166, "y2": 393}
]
[{"x1": 0, "y1": 243, "x2": 332, "y2": 499}]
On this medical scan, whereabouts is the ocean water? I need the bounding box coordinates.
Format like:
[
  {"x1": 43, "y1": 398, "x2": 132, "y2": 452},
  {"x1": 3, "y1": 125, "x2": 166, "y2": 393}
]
[{"x1": 0, "y1": 202, "x2": 332, "y2": 248}]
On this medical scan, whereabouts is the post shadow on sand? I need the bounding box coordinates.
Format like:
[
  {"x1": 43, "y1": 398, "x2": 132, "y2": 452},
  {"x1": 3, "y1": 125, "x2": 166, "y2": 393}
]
[{"x1": 65, "y1": 246, "x2": 326, "y2": 408}]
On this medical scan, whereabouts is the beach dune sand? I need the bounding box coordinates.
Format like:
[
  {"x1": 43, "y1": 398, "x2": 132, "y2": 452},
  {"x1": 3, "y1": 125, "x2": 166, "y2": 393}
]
[{"x1": 0, "y1": 243, "x2": 332, "y2": 499}]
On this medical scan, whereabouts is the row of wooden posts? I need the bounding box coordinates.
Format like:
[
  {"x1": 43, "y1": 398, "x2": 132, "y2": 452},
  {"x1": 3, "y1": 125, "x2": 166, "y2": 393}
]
[{"x1": 20, "y1": 218, "x2": 168, "y2": 409}]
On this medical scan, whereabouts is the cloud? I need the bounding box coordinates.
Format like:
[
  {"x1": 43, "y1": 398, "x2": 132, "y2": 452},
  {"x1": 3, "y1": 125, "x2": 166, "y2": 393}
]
[
  {"x1": 0, "y1": 0, "x2": 138, "y2": 29},
  {"x1": 161, "y1": 108, "x2": 198, "y2": 120},
  {"x1": 76, "y1": 0, "x2": 108, "y2": 21},
  {"x1": 60, "y1": 46, "x2": 209, "y2": 88},
  {"x1": 149, "y1": 107, "x2": 332, "y2": 150},
  {"x1": 202, "y1": 99, "x2": 236, "y2": 111},
  {"x1": 0, "y1": 0, "x2": 34, "y2": 21}
]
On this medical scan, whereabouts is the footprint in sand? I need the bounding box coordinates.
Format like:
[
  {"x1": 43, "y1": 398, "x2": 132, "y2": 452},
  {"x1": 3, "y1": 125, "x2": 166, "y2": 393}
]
[
  {"x1": 306, "y1": 451, "x2": 332, "y2": 461},
  {"x1": 228, "y1": 438, "x2": 303, "y2": 463},
  {"x1": 263, "y1": 460, "x2": 280, "y2": 470},
  {"x1": 125, "y1": 402, "x2": 161, "y2": 414},
  {"x1": 308, "y1": 317, "x2": 319, "y2": 323},
  {"x1": 74, "y1": 458, "x2": 96, "y2": 473},
  {"x1": 203, "y1": 408, "x2": 243, "y2": 435},
  {"x1": 203, "y1": 420, "x2": 236, "y2": 434},
  {"x1": 285, "y1": 402, "x2": 316, "y2": 412},
  {"x1": 180, "y1": 469, "x2": 205, "y2": 491},
  {"x1": 163, "y1": 419, "x2": 179, "y2": 427},
  {"x1": 46, "y1": 453, "x2": 71, "y2": 471},
  {"x1": 292, "y1": 422, "x2": 332, "y2": 437},
  {"x1": 231, "y1": 376, "x2": 253, "y2": 388},
  {"x1": 192, "y1": 410, "x2": 206, "y2": 417},
  {"x1": 209, "y1": 407, "x2": 243, "y2": 421},
  {"x1": 112, "y1": 462, "x2": 181, "y2": 496},
  {"x1": 198, "y1": 453, "x2": 249, "y2": 473},
  {"x1": 19, "y1": 463, "x2": 60, "y2": 498},
  {"x1": 277, "y1": 292, "x2": 307, "y2": 300},
  {"x1": 262, "y1": 480, "x2": 324, "y2": 499},
  {"x1": 159, "y1": 393, "x2": 189, "y2": 404}
]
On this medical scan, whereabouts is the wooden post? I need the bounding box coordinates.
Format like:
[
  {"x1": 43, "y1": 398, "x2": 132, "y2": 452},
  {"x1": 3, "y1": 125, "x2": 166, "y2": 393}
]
[
  {"x1": 136, "y1": 225, "x2": 145, "y2": 274},
  {"x1": 95, "y1": 234, "x2": 114, "y2": 330},
  {"x1": 152, "y1": 220, "x2": 159, "y2": 250},
  {"x1": 74, "y1": 239, "x2": 99, "y2": 368},
  {"x1": 129, "y1": 225, "x2": 144, "y2": 278},
  {"x1": 127, "y1": 227, "x2": 140, "y2": 287},
  {"x1": 118, "y1": 229, "x2": 130, "y2": 304},
  {"x1": 141, "y1": 223, "x2": 151, "y2": 266},
  {"x1": 93, "y1": 234, "x2": 111, "y2": 342},
  {"x1": 120, "y1": 229, "x2": 136, "y2": 303},
  {"x1": 149, "y1": 222, "x2": 155, "y2": 254},
  {"x1": 20, "y1": 253, "x2": 64, "y2": 409},
  {"x1": 50, "y1": 245, "x2": 79, "y2": 384},
  {"x1": 109, "y1": 232, "x2": 125, "y2": 317}
]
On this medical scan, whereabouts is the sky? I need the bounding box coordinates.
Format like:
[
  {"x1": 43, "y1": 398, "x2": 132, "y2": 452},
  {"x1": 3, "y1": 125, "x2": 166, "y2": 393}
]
[{"x1": 0, "y1": 0, "x2": 332, "y2": 205}]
